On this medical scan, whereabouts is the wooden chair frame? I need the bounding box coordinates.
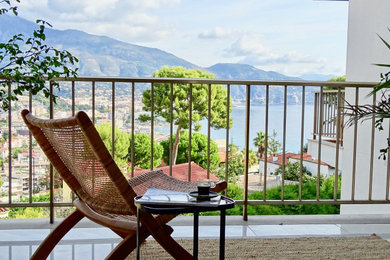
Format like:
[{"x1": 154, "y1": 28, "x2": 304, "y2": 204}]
[{"x1": 21, "y1": 109, "x2": 226, "y2": 260}]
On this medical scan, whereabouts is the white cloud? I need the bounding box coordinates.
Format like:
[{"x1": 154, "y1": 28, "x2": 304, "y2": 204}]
[
  {"x1": 225, "y1": 34, "x2": 326, "y2": 65},
  {"x1": 18, "y1": 0, "x2": 180, "y2": 42},
  {"x1": 198, "y1": 27, "x2": 236, "y2": 39}
]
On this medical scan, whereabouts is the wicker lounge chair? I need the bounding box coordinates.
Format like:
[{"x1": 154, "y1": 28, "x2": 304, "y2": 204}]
[{"x1": 21, "y1": 109, "x2": 227, "y2": 260}]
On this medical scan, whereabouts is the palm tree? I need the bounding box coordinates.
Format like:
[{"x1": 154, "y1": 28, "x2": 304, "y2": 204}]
[{"x1": 253, "y1": 131, "x2": 266, "y2": 160}]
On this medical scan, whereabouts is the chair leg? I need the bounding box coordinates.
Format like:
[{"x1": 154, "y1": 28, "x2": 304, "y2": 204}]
[
  {"x1": 106, "y1": 224, "x2": 178, "y2": 259},
  {"x1": 140, "y1": 213, "x2": 193, "y2": 260},
  {"x1": 31, "y1": 210, "x2": 85, "y2": 260},
  {"x1": 105, "y1": 229, "x2": 148, "y2": 260}
]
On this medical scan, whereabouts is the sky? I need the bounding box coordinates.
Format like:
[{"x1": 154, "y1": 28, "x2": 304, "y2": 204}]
[{"x1": 16, "y1": 0, "x2": 349, "y2": 77}]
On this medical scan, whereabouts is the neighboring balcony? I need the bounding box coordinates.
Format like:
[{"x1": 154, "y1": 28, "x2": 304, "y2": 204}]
[{"x1": 307, "y1": 90, "x2": 345, "y2": 168}]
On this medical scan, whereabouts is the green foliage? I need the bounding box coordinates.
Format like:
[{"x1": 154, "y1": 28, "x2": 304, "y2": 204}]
[
  {"x1": 127, "y1": 132, "x2": 163, "y2": 169},
  {"x1": 96, "y1": 123, "x2": 129, "y2": 167},
  {"x1": 253, "y1": 130, "x2": 281, "y2": 158},
  {"x1": 328, "y1": 75, "x2": 346, "y2": 82},
  {"x1": 247, "y1": 176, "x2": 340, "y2": 215},
  {"x1": 267, "y1": 130, "x2": 281, "y2": 156},
  {"x1": 202, "y1": 176, "x2": 340, "y2": 216},
  {"x1": 8, "y1": 193, "x2": 51, "y2": 218},
  {"x1": 142, "y1": 66, "x2": 232, "y2": 131},
  {"x1": 11, "y1": 147, "x2": 23, "y2": 159},
  {"x1": 0, "y1": 0, "x2": 19, "y2": 15},
  {"x1": 9, "y1": 207, "x2": 47, "y2": 218},
  {"x1": 160, "y1": 131, "x2": 220, "y2": 169},
  {"x1": 214, "y1": 143, "x2": 257, "y2": 183},
  {"x1": 253, "y1": 131, "x2": 266, "y2": 159},
  {"x1": 324, "y1": 75, "x2": 346, "y2": 90},
  {"x1": 274, "y1": 161, "x2": 312, "y2": 182},
  {"x1": 222, "y1": 176, "x2": 341, "y2": 216},
  {"x1": 38, "y1": 167, "x2": 62, "y2": 190},
  {"x1": 140, "y1": 66, "x2": 232, "y2": 164},
  {"x1": 372, "y1": 28, "x2": 390, "y2": 94},
  {"x1": 0, "y1": 0, "x2": 78, "y2": 111}
]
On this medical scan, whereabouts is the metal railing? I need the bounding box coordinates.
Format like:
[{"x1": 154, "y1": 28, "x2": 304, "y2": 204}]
[{"x1": 1, "y1": 77, "x2": 385, "y2": 222}]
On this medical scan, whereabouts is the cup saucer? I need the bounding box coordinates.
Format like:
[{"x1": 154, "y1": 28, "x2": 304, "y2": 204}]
[{"x1": 189, "y1": 191, "x2": 219, "y2": 199}]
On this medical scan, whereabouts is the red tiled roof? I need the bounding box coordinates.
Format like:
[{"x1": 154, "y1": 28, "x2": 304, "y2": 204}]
[
  {"x1": 289, "y1": 153, "x2": 328, "y2": 166},
  {"x1": 260, "y1": 153, "x2": 296, "y2": 165},
  {"x1": 131, "y1": 162, "x2": 218, "y2": 182}
]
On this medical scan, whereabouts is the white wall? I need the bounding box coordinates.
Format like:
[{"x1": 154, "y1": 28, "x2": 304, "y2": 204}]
[
  {"x1": 342, "y1": 0, "x2": 390, "y2": 214},
  {"x1": 289, "y1": 158, "x2": 334, "y2": 178},
  {"x1": 259, "y1": 161, "x2": 279, "y2": 175},
  {"x1": 307, "y1": 139, "x2": 344, "y2": 168}
]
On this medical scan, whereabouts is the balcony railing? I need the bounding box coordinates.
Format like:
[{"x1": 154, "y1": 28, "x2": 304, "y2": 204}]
[{"x1": 0, "y1": 77, "x2": 382, "y2": 222}]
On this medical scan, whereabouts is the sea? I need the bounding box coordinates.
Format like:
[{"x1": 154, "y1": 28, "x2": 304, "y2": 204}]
[
  {"x1": 198, "y1": 104, "x2": 314, "y2": 153},
  {"x1": 155, "y1": 104, "x2": 315, "y2": 153}
]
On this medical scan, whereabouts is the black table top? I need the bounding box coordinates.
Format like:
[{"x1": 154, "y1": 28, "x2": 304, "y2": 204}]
[{"x1": 134, "y1": 194, "x2": 235, "y2": 215}]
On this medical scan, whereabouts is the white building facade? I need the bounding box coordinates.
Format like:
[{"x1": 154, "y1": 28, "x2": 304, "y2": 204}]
[{"x1": 341, "y1": 0, "x2": 390, "y2": 214}]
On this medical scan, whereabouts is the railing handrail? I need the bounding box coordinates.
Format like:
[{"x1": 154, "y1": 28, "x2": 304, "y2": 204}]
[{"x1": 50, "y1": 76, "x2": 377, "y2": 88}]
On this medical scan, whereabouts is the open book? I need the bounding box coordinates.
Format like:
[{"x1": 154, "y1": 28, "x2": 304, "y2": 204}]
[{"x1": 136, "y1": 188, "x2": 222, "y2": 207}]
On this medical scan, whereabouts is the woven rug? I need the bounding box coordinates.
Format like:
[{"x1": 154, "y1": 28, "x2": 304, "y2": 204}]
[{"x1": 126, "y1": 235, "x2": 390, "y2": 259}]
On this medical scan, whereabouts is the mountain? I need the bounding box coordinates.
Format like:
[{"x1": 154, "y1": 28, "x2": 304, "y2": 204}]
[
  {"x1": 0, "y1": 15, "x2": 318, "y2": 104},
  {"x1": 0, "y1": 15, "x2": 199, "y2": 77},
  {"x1": 207, "y1": 63, "x2": 309, "y2": 103},
  {"x1": 207, "y1": 63, "x2": 301, "y2": 81}
]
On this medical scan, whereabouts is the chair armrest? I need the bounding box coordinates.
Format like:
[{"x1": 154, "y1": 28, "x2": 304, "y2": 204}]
[{"x1": 210, "y1": 181, "x2": 227, "y2": 193}]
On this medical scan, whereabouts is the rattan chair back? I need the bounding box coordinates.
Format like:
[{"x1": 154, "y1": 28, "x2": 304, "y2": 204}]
[{"x1": 21, "y1": 110, "x2": 136, "y2": 215}]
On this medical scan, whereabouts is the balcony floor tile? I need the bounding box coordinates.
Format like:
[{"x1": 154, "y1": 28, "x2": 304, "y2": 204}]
[{"x1": 2, "y1": 215, "x2": 390, "y2": 259}]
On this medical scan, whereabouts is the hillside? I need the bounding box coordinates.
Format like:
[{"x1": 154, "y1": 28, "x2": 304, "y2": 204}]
[{"x1": 0, "y1": 15, "x2": 322, "y2": 104}]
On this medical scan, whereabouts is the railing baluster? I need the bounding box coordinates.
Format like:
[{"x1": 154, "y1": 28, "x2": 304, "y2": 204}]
[
  {"x1": 324, "y1": 93, "x2": 328, "y2": 136},
  {"x1": 91, "y1": 81, "x2": 96, "y2": 199},
  {"x1": 299, "y1": 85, "x2": 305, "y2": 201},
  {"x1": 313, "y1": 93, "x2": 318, "y2": 140},
  {"x1": 111, "y1": 82, "x2": 115, "y2": 159},
  {"x1": 72, "y1": 81, "x2": 76, "y2": 200},
  {"x1": 29, "y1": 90, "x2": 33, "y2": 203},
  {"x1": 351, "y1": 87, "x2": 359, "y2": 201},
  {"x1": 207, "y1": 84, "x2": 211, "y2": 179},
  {"x1": 49, "y1": 82, "x2": 54, "y2": 224},
  {"x1": 8, "y1": 84, "x2": 12, "y2": 205},
  {"x1": 92, "y1": 81, "x2": 95, "y2": 123},
  {"x1": 386, "y1": 118, "x2": 390, "y2": 200},
  {"x1": 332, "y1": 93, "x2": 336, "y2": 138},
  {"x1": 317, "y1": 86, "x2": 324, "y2": 201},
  {"x1": 334, "y1": 88, "x2": 342, "y2": 200},
  {"x1": 263, "y1": 85, "x2": 269, "y2": 201},
  {"x1": 72, "y1": 81, "x2": 75, "y2": 117},
  {"x1": 225, "y1": 84, "x2": 231, "y2": 192},
  {"x1": 169, "y1": 83, "x2": 174, "y2": 176},
  {"x1": 188, "y1": 84, "x2": 193, "y2": 182},
  {"x1": 387, "y1": 119, "x2": 390, "y2": 201},
  {"x1": 151, "y1": 82, "x2": 154, "y2": 170},
  {"x1": 281, "y1": 85, "x2": 287, "y2": 201},
  {"x1": 369, "y1": 92, "x2": 376, "y2": 200},
  {"x1": 243, "y1": 84, "x2": 251, "y2": 221},
  {"x1": 131, "y1": 82, "x2": 135, "y2": 178}
]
